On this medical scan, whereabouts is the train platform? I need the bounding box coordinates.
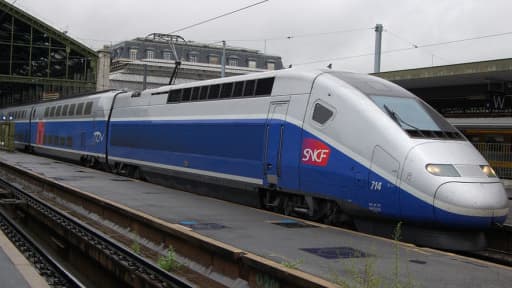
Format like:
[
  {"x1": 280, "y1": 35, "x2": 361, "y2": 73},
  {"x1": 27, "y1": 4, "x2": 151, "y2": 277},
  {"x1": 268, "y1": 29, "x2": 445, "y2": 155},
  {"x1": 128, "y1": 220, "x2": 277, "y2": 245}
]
[
  {"x1": 0, "y1": 225, "x2": 49, "y2": 288},
  {"x1": 0, "y1": 151, "x2": 511, "y2": 287},
  {"x1": 503, "y1": 179, "x2": 512, "y2": 197}
]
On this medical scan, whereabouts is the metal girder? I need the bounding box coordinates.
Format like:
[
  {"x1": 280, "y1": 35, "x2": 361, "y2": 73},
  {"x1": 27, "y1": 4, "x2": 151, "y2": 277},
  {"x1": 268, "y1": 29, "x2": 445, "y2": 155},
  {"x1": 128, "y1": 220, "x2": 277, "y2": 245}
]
[
  {"x1": 0, "y1": 75, "x2": 95, "y2": 88},
  {"x1": 0, "y1": 0, "x2": 96, "y2": 58}
]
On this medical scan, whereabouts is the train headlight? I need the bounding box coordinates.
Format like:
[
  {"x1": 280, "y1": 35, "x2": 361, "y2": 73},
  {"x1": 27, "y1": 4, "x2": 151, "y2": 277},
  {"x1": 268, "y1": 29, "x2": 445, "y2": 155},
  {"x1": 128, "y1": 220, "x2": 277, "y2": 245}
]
[
  {"x1": 425, "y1": 164, "x2": 460, "y2": 177},
  {"x1": 480, "y1": 165, "x2": 497, "y2": 178}
]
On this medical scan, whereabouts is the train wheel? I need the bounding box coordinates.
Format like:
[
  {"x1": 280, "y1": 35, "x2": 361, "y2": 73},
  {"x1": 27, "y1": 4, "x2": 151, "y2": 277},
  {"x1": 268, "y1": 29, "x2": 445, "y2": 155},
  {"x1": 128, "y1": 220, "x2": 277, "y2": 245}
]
[{"x1": 283, "y1": 197, "x2": 295, "y2": 216}]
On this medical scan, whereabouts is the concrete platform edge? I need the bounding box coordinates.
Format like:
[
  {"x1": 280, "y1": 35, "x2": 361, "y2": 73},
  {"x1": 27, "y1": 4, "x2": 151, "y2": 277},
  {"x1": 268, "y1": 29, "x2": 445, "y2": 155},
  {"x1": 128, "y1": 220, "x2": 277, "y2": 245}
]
[{"x1": 0, "y1": 229, "x2": 49, "y2": 288}]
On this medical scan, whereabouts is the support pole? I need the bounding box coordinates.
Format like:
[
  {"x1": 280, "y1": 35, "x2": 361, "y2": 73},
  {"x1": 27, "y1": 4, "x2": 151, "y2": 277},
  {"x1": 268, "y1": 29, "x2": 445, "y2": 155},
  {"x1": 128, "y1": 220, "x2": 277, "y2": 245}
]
[
  {"x1": 374, "y1": 24, "x2": 383, "y2": 73},
  {"x1": 221, "y1": 40, "x2": 226, "y2": 78},
  {"x1": 143, "y1": 64, "x2": 147, "y2": 90}
]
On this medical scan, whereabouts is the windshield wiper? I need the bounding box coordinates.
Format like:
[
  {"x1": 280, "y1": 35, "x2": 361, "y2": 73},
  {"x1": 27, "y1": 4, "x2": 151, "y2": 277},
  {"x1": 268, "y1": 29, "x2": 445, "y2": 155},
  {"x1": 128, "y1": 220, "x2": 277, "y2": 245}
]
[{"x1": 383, "y1": 104, "x2": 425, "y2": 137}]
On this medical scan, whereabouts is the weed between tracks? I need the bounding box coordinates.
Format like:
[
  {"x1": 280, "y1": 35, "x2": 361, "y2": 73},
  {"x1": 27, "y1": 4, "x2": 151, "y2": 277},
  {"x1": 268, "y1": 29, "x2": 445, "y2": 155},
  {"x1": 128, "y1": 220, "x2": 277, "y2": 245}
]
[
  {"x1": 130, "y1": 233, "x2": 142, "y2": 255},
  {"x1": 331, "y1": 222, "x2": 420, "y2": 288},
  {"x1": 158, "y1": 245, "x2": 181, "y2": 271}
]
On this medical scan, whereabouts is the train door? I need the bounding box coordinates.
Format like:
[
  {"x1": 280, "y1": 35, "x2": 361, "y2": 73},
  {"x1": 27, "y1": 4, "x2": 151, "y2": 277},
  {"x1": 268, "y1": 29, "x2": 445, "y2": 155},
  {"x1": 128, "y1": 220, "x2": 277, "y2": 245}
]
[
  {"x1": 368, "y1": 146, "x2": 400, "y2": 217},
  {"x1": 264, "y1": 101, "x2": 290, "y2": 186}
]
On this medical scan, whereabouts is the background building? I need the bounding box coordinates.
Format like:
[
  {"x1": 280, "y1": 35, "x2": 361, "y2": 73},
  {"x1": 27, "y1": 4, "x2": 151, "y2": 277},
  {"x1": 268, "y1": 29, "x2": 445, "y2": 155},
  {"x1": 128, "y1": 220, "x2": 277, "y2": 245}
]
[
  {"x1": 0, "y1": 0, "x2": 97, "y2": 107},
  {"x1": 109, "y1": 33, "x2": 283, "y2": 90},
  {"x1": 375, "y1": 59, "x2": 512, "y2": 178}
]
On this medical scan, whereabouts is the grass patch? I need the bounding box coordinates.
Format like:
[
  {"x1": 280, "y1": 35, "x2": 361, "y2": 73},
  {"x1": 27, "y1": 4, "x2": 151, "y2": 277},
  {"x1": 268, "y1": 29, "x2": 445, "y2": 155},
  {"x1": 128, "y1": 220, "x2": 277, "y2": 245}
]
[
  {"x1": 331, "y1": 222, "x2": 420, "y2": 288},
  {"x1": 158, "y1": 245, "x2": 181, "y2": 271}
]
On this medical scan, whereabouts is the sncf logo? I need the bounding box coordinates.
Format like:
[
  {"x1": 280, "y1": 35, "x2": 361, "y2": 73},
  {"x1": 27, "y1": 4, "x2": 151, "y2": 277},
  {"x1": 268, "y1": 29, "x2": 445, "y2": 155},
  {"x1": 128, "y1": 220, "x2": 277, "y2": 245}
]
[{"x1": 301, "y1": 138, "x2": 331, "y2": 166}]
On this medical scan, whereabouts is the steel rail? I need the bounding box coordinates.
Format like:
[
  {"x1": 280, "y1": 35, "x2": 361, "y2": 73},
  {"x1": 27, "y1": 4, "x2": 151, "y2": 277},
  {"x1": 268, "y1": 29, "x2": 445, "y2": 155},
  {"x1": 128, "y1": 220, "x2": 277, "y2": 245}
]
[
  {"x1": 0, "y1": 208, "x2": 84, "y2": 288},
  {"x1": 0, "y1": 177, "x2": 194, "y2": 288}
]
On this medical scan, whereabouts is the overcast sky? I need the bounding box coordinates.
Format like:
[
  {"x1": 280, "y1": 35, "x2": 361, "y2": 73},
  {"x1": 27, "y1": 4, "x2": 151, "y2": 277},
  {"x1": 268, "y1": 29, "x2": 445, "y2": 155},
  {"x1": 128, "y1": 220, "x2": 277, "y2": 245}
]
[{"x1": 11, "y1": 0, "x2": 512, "y2": 73}]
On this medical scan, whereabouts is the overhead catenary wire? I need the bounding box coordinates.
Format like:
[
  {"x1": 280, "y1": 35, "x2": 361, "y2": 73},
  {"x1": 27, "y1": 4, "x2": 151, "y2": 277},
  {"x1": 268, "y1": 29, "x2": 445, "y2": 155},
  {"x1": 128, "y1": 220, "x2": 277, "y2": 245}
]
[
  {"x1": 384, "y1": 28, "x2": 452, "y2": 65},
  {"x1": 168, "y1": 0, "x2": 269, "y2": 35},
  {"x1": 292, "y1": 29, "x2": 512, "y2": 66},
  {"x1": 205, "y1": 27, "x2": 373, "y2": 43}
]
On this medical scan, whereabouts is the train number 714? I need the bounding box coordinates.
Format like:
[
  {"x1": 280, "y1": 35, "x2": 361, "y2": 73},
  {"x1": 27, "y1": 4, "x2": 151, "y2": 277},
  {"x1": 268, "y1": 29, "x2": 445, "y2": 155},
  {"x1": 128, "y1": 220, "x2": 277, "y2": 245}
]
[{"x1": 370, "y1": 181, "x2": 382, "y2": 191}]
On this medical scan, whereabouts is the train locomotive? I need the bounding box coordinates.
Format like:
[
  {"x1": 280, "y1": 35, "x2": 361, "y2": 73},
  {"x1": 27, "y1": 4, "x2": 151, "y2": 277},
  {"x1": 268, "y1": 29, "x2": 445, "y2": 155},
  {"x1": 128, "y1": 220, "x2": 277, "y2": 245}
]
[{"x1": 2, "y1": 69, "x2": 509, "y2": 250}]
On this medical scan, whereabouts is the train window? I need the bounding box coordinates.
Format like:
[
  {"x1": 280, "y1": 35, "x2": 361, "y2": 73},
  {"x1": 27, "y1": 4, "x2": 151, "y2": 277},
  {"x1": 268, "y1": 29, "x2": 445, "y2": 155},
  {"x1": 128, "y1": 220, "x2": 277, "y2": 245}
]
[
  {"x1": 76, "y1": 103, "x2": 84, "y2": 116},
  {"x1": 62, "y1": 104, "x2": 69, "y2": 116},
  {"x1": 43, "y1": 135, "x2": 48, "y2": 145},
  {"x1": 255, "y1": 77, "x2": 275, "y2": 96},
  {"x1": 53, "y1": 136, "x2": 59, "y2": 145},
  {"x1": 50, "y1": 106, "x2": 56, "y2": 117},
  {"x1": 182, "y1": 88, "x2": 192, "y2": 102},
  {"x1": 68, "y1": 104, "x2": 76, "y2": 116},
  {"x1": 190, "y1": 87, "x2": 200, "y2": 101},
  {"x1": 167, "y1": 89, "x2": 182, "y2": 103},
  {"x1": 66, "y1": 136, "x2": 72, "y2": 147},
  {"x1": 59, "y1": 137, "x2": 65, "y2": 146},
  {"x1": 220, "y1": 83, "x2": 233, "y2": 98},
  {"x1": 56, "y1": 106, "x2": 62, "y2": 117},
  {"x1": 44, "y1": 107, "x2": 49, "y2": 117},
  {"x1": 22, "y1": 111, "x2": 26, "y2": 119},
  {"x1": 84, "y1": 102, "x2": 93, "y2": 115},
  {"x1": 199, "y1": 86, "x2": 208, "y2": 100},
  {"x1": 233, "y1": 81, "x2": 244, "y2": 97},
  {"x1": 208, "y1": 84, "x2": 220, "y2": 99},
  {"x1": 244, "y1": 80, "x2": 256, "y2": 97},
  {"x1": 312, "y1": 103, "x2": 334, "y2": 125}
]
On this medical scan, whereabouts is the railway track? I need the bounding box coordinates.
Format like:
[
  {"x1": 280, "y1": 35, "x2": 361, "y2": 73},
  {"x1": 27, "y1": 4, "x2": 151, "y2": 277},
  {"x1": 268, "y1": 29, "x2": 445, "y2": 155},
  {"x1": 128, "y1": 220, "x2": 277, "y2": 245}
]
[
  {"x1": 0, "y1": 208, "x2": 83, "y2": 288},
  {"x1": 470, "y1": 224, "x2": 512, "y2": 266},
  {"x1": 0, "y1": 177, "x2": 194, "y2": 288}
]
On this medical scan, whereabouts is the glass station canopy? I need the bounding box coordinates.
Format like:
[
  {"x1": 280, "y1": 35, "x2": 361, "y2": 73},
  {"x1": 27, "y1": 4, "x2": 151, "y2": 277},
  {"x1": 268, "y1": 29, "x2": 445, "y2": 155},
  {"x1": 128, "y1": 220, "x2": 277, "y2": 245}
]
[{"x1": 0, "y1": 0, "x2": 97, "y2": 107}]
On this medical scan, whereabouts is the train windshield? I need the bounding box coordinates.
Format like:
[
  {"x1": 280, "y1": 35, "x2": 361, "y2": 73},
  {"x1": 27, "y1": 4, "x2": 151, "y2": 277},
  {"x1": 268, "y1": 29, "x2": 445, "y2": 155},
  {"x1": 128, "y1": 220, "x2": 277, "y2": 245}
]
[{"x1": 371, "y1": 95, "x2": 464, "y2": 140}]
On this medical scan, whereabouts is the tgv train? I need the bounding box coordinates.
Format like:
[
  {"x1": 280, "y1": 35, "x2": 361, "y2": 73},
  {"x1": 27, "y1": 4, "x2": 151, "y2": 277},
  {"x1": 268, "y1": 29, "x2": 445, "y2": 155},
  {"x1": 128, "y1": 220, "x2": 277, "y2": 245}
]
[{"x1": 2, "y1": 69, "x2": 509, "y2": 250}]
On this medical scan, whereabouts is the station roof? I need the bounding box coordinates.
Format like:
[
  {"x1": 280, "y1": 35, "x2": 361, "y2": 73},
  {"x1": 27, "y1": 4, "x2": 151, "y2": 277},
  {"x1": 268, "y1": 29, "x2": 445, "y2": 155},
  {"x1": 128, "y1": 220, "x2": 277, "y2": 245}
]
[
  {"x1": 0, "y1": 0, "x2": 96, "y2": 57},
  {"x1": 374, "y1": 58, "x2": 512, "y2": 89}
]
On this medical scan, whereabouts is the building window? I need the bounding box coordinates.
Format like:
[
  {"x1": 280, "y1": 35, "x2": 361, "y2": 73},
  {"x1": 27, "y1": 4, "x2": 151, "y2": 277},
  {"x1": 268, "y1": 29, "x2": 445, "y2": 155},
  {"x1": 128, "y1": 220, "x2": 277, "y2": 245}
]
[
  {"x1": 129, "y1": 49, "x2": 138, "y2": 60},
  {"x1": 146, "y1": 50, "x2": 154, "y2": 59},
  {"x1": 189, "y1": 55, "x2": 198, "y2": 63},
  {"x1": 228, "y1": 58, "x2": 238, "y2": 67},
  {"x1": 248, "y1": 59, "x2": 257, "y2": 68},
  {"x1": 163, "y1": 51, "x2": 172, "y2": 60},
  {"x1": 209, "y1": 55, "x2": 219, "y2": 65},
  {"x1": 266, "y1": 62, "x2": 275, "y2": 70}
]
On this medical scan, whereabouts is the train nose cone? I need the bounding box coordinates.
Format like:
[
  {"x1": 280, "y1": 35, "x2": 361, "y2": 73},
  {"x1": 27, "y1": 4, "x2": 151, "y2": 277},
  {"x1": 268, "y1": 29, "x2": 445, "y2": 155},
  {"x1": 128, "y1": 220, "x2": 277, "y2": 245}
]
[{"x1": 434, "y1": 182, "x2": 509, "y2": 228}]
